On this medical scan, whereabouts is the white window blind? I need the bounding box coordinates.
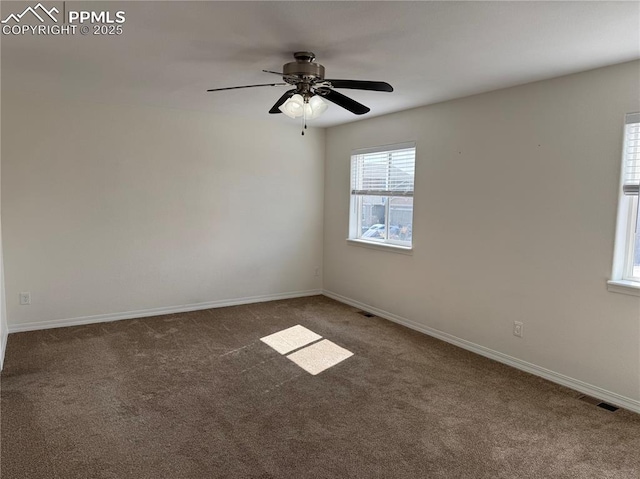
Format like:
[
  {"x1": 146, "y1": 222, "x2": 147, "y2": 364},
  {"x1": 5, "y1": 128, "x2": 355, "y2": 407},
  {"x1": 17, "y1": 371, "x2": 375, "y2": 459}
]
[
  {"x1": 351, "y1": 146, "x2": 415, "y2": 197},
  {"x1": 623, "y1": 112, "x2": 640, "y2": 195}
]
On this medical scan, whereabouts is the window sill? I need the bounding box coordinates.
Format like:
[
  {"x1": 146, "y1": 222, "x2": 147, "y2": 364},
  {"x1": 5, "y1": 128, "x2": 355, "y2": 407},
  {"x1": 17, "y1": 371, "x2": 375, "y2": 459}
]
[
  {"x1": 607, "y1": 279, "x2": 640, "y2": 297},
  {"x1": 346, "y1": 238, "x2": 413, "y2": 255}
]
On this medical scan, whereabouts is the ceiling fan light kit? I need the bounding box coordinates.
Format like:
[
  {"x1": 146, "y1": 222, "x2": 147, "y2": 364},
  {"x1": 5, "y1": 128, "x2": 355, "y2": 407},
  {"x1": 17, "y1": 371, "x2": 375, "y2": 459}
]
[
  {"x1": 279, "y1": 94, "x2": 328, "y2": 120},
  {"x1": 207, "y1": 51, "x2": 393, "y2": 134}
]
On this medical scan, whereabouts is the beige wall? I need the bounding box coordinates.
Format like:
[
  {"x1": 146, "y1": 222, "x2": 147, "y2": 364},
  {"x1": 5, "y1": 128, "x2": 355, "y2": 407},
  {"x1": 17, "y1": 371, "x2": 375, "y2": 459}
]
[
  {"x1": 0, "y1": 84, "x2": 6, "y2": 366},
  {"x1": 0, "y1": 218, "x2": 6, "y2": 368},
  {"x1": 2, "y1": 99, "x2": 324, "y2": 328},
  {"x1": 324, "y1": 61, "x2": 640, "y2": 402},
  {"x1": 0, "y1": 133, "x2": 6, "y2": 368}
]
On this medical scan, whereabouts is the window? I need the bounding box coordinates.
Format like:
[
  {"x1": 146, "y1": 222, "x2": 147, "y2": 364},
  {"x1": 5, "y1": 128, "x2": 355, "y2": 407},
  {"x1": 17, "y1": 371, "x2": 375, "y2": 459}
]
[
  {"x1": 349, "y1": 143, "x2": 415, "y2": 249},
  {"x1": 610, "y1": 113, "x2": 640, "y2": 294}
]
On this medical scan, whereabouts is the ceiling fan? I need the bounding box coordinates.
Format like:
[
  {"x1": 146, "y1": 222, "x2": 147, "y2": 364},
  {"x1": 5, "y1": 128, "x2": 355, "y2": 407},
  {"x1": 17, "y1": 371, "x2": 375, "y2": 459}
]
[{"x1": 207, "y1": 51, "x2": 393, "y2": 132}]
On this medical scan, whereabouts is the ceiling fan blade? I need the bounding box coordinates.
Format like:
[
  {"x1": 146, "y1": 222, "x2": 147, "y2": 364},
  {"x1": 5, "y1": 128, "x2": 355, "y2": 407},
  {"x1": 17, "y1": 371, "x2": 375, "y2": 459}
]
[
  {"x1": 322, "y1": 89, "x2": 370, "y2": 115},
  {"x1": 269, "y1": 89, "x2": 297, "y2": 114},
  {"x1": 207, "y1": 83, "x2": 286, "y2": 92},
  {"x1": 325, "y1": 80, "x2": 393, "y2": 92},
  {"x1": 263, "y1": 70, "x2": 301, "y2": 83}
]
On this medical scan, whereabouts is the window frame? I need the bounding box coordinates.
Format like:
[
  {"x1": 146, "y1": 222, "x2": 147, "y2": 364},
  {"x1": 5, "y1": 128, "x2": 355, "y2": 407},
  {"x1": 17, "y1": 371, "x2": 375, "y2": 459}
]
[
  {"x1": 608, "y1": 113, "x2": 640, "y2": 295},
  {"x1": 623, "y1": 197, "x2": 639, "y2": 281},
  {"x1": 348, "y1": 142, "x2": 416, "y2": 252}
]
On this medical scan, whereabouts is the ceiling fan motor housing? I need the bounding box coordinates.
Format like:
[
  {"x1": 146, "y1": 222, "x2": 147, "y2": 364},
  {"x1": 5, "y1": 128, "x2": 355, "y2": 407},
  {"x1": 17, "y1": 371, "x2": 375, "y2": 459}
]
[{"x1": 283, "y1": 51, "x2": 325, "y2": 84}]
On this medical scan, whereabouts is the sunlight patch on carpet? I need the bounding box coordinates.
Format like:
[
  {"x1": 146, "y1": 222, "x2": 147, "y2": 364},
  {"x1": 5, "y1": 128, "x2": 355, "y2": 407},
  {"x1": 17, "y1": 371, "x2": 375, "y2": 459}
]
[
  {"x1": 260, "y1": 325, "x2": 322, "y2": 354},
  {"x1": 286, "y1": 339, "x2": 353, "y2": 375}
]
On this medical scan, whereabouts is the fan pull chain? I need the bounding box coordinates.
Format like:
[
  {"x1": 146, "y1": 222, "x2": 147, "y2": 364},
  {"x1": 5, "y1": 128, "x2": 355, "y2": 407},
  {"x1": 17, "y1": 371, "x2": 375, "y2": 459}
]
[{"x1": 301, "y1": 103, "x2": 307, "y2": 135}]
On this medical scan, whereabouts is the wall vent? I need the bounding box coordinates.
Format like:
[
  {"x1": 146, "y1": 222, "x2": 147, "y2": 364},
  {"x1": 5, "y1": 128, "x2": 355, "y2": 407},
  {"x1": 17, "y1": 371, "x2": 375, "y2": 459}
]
[
  {"x1": 577, "y1": 394, "x2": 619, "y2": 412},
  {"x1": 597, "y1": 403, "x2": 619, "y2": 412}
]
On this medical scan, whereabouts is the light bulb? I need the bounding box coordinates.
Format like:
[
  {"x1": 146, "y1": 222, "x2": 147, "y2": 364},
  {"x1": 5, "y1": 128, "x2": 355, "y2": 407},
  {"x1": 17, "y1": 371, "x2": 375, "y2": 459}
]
[
  {"x1": 306, "y1": 95, "x2": 328, "y2": 120},
  {"x1": 279, "y1": 94, "x2": 305, "y2": 119}
]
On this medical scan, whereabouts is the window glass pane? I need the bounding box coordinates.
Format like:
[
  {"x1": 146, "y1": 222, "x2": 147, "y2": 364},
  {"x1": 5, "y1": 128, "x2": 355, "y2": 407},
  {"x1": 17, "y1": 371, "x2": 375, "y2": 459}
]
[
  {"x1": 358, "y1": 195, "x2": 386, "y2": 240},
  {"x1": 633, "y1": 204, "x2": 640, "y2": 278},
  {"x1": 389, "y1": 197, "x2": 413, "y2": 243},
  {"x1": 350, "y1": 144, "x2": 415, "y2": 248},
  {"x1": 388, "y1": 149, "x2": 415, "y2": 194}
]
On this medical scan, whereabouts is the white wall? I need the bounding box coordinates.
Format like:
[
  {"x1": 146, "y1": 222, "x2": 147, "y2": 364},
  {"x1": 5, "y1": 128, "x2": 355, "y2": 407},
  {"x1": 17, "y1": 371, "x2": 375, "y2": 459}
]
[
  {"x1": 0, "y1": 122, "x2": 6, "y2": 368},
  {"x1": 0, "y1": 219, "x2": 7, "y2": 369},
  {"x1": 324, "y1": 61, "x2": 640, "y2": 404},
  {"x1": 2, "y1": 98, "x2": 324, "y2": 329},
  {"x1": 0, "y1": 76, "x2": 7, "y2": 367}
]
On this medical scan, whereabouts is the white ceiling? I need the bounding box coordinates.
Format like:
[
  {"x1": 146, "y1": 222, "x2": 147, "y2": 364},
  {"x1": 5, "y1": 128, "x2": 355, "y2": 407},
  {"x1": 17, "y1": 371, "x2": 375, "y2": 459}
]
[{"x1": 2, "y1": 1, "x2": 639, "y2": 127}]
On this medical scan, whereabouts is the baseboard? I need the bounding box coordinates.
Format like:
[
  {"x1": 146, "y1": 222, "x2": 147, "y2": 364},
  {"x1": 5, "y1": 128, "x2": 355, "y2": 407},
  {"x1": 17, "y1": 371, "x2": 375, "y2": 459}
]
[
  {"x1": 322, "y1": 290, "x2": 640, "y2": 414},
  {"x1": 7, "y1": 289, "x2": 323, "y2": 334}
]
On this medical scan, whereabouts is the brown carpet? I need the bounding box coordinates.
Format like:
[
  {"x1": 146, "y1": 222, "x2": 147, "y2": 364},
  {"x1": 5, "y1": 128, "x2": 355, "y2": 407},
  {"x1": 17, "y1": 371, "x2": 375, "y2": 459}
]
[{"x1": 1, "y1": 296, "x2": 639, "y2": 478}]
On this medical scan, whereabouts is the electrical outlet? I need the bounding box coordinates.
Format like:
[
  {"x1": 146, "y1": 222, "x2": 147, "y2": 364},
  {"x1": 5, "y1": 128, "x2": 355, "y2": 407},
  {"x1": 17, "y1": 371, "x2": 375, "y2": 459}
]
[
  {"x1": 314, "y1": 267, "x2": 320, "y2": 277},
  {"x1": 19, "y1": 292, "x2": 31, "y2": 305},
  {"x1": 513, "y1": 321, "x2": 523, "y2": 338}
]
